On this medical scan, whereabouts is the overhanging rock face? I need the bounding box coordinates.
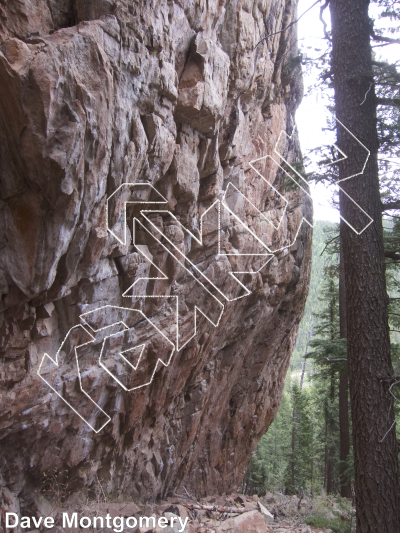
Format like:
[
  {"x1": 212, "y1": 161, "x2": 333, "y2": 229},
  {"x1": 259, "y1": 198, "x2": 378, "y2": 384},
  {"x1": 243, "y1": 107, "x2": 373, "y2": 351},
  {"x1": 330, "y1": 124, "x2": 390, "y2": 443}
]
[{"x1": 0, "y1": 0, "x2": 311, "y2": 507}]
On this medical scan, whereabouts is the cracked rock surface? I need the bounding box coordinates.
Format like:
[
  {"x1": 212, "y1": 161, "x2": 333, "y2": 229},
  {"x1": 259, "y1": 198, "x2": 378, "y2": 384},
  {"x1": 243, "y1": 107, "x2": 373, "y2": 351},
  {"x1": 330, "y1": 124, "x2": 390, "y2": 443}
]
[{"x1": 0, "y1": 0, "x2": 311, "y2": 514}]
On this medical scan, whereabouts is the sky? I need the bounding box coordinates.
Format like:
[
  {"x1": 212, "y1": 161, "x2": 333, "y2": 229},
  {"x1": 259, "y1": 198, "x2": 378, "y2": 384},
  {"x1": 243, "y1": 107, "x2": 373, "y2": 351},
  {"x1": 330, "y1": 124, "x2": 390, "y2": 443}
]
[
  {"x1": 295, "y1": 0, "x2": 400, "y2": 223},
  {"x1": 296, "y1": 0, "x2": 338, "y2": 222}
]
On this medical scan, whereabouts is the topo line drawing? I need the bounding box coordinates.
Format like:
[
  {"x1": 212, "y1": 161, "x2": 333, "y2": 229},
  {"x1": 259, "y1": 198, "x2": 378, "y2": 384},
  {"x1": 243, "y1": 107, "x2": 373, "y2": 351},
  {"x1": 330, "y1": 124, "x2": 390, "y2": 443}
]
[{"x1": 38, "y1": 117, "x2": 373, "y2": 431}]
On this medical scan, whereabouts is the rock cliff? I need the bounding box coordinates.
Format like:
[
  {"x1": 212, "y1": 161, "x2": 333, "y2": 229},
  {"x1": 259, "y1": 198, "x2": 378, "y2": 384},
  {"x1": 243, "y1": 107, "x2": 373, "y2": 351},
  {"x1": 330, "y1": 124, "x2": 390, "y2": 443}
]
[{"x1": 0, "y1": 0, "x2": 311, "y2": 514}]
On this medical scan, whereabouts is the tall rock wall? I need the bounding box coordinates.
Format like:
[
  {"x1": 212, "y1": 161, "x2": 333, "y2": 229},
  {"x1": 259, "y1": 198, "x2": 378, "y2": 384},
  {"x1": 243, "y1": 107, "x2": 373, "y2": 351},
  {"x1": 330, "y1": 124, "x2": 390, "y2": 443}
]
[{"x1": 0, "y1": 0, "x2": 311, "y2": 512}]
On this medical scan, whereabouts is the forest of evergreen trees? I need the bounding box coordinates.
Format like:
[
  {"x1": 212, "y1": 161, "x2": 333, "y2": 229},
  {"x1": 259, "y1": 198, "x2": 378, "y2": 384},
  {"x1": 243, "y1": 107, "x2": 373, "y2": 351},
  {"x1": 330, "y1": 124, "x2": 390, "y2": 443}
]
[
  {"x1": 243, "y1": 218, "x2": 400, "y2": 497},
  {"x1": 241, "y1": 2, "x2": 400, "y2": 529}
]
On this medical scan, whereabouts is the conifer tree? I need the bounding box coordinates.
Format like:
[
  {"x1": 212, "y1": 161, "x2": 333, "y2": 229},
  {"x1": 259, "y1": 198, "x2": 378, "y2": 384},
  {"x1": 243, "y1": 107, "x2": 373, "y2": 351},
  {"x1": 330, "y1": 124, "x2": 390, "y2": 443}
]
[{"x1": 330, "y1": 0, "x2": 400, "y2": 528}]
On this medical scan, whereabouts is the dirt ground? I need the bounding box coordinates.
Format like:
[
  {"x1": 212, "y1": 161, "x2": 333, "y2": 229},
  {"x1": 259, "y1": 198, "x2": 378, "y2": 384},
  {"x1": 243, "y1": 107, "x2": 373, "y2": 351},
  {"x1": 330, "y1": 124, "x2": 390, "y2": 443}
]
[{"x1": 23, "y1": 488, "x2": 355, "y2": 533}]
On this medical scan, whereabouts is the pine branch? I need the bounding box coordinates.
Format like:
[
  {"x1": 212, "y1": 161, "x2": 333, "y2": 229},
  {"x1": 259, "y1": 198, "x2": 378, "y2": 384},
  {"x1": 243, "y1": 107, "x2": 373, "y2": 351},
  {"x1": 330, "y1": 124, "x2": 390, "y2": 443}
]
[
  {"x1": 254, "y1": 0, "x2": 322, "y2": 50},
  {"x1": 376, "y1": 97, "x2": 400, "y2": 108},
  {"x1": 319, "y1": 1, "x2": 331, "y2": 42},
  {"x1": 381, "y1": 200, "x2": 400, "y2": 211},
  {"x1": 372, "y1": 60, "x2": 400, "y2": 69},
  {"x1": 320, "y1": 235, "x2": 339, "y2": 256},
  {"x1": 385, "y1": 251, "x2": 400, "y2": 261},
  {"x1": 370, "y1": 29, "x2": 400, "y2": 45}
]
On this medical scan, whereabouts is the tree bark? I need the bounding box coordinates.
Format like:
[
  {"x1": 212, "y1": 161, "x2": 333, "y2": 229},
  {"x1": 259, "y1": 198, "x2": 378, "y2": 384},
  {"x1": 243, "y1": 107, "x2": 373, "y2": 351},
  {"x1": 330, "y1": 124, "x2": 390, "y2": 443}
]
[
  {"x1": 300, "y1": 314, "x2": 313, "y2": 391},
  {"x1": 324, "y1": 417, "x2": 328, "y2": 491},
  {"x1": 327, "y1": 378, "x2": 335, "y2": 495},
  {"x1": 291, "y1": 400, "x2": 295, "y2": 491},
  {"x1": 330, "y1": 0, "x2": 400, "y2": 530},
  {"x1": 339, "y1": 232, "x2": 352, "y2": 499},
  {"x1": 310, "y1": 418, "x2": 314, "y2": 496},
  {"x1": 326, "y1": 445, "x2": 334, "y2": 495}
]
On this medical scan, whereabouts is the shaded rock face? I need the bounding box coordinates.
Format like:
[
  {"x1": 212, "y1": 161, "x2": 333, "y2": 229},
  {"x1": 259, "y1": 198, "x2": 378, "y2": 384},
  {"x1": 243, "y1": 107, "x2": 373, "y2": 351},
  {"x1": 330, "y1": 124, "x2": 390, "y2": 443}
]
[{"x1": 0, "y1": 0, "x2": 311, "y2": 511}]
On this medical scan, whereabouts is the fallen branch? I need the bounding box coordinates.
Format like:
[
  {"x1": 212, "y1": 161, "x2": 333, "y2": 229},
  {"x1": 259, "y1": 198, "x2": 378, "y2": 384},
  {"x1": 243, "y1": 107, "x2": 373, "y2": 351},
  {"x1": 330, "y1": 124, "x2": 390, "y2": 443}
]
[
  {"x1": 183, "y1": 486, "x2": 199, "y2": 504},
  {"x1": 267, "y1": 526, "x2": 293, "y2": 529},
  {"x1": 258, "y1": 501, "x2": 274, "y2": 519},
  {"x1": 182, "y1": 503, "x2": 253, "y2": 514}
]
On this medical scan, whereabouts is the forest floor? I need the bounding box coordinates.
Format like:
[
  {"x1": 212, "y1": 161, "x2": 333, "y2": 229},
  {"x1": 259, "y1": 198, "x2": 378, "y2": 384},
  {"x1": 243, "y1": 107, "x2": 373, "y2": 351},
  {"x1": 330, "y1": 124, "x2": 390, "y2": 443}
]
[
  {"x1": 172, "y1": 491, "x2": 355, "y2": 533},
  {"x1": 40, "y1": 490, "x2": 355, "y2": 532},
  {"x1": 255, "y1": 491, "x2": 355, "y2": 533}
]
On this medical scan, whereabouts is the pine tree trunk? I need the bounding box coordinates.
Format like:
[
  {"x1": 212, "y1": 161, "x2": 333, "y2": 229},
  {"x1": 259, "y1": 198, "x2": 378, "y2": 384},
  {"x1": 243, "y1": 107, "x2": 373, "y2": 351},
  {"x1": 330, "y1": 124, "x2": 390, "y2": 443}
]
[
  {"x1": 310, "y1": 420, "x2": 314, "y2": 497},
  {"x1": 274, "y1": 422, "x2": 277, "y2": 477},
  {"x1": 291, "y1": 402, "x2": 295, "y2": 491},
  {"x1": 339, "y1": 232, "x2": 352, "y2": 498},
  {"x1": 326, "y1": 446, "x2": 334, "y2": 495},
  {"x1": 330, "y1": 0, "x2": 400, "y2": 530},
  {"x1": 324, "y1": 417, "x2": 328, "y2": 491},
  {"x1": 327, "y1": 378, "x2": 335, "y2": 495},
  {"x1": 300, "y1": 314, "x2": 313, "y2": 391}
]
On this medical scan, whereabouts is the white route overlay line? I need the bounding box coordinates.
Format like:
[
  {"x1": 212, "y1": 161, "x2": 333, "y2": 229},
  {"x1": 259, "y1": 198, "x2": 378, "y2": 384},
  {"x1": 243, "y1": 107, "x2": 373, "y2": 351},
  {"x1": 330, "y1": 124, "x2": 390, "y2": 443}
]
[
  {"x1": 39, "y1": 115, "x2": 374, "y2": 432},
  {"x1": 266, "y1": 113, "x2": 373, "y2": 236},
  {"x1": 380, "y1": 380, "x2": 400, "y2": 443},
  {"x1": 108, "y1": 186, "x2": 227, "y2": 348},
  {"x1": 138, "y1": 206, "x2": 272, "y2": 302},
  {"x1": 38, "y1": 306, "x2": 177, "y2": 432},
  {"x1": 106, "y1": 183, "x2": 168, "y2": 246},
  {"x1": 80, "y1": 305, "x2": 176, "y2": 392},
  {"x1": 37, "y1": 324, "x2": 111, "y2": 433},
  {"x1": 220, "y1": 187, "x2": 274, "y2": 273},
  {"x1": 126, "y1": 218, "x2": 224, "y2": 351},
  {"x1": 222, "y1": 181, "x2": 310, "y2": 255}
]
